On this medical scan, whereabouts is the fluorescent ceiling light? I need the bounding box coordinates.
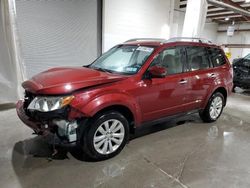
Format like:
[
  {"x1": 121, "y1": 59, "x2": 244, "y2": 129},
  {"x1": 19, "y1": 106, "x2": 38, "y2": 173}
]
[{"x1": 225, "y1": 17, "x2": 230, "y2": 21}]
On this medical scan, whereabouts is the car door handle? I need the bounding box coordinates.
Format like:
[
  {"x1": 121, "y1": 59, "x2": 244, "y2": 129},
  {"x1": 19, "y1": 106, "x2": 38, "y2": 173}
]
[
  {"x1": 209, "y1": 73, "x2": 216, "y2": 78},
  {"x1": 179, "y1": 79, "x2": 188, "y2": 84}
]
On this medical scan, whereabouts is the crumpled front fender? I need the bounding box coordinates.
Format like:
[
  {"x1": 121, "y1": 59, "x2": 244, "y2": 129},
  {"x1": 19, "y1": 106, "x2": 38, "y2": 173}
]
[{"x1": 71, "y1": 93, "x2": 142, "y2": 126}]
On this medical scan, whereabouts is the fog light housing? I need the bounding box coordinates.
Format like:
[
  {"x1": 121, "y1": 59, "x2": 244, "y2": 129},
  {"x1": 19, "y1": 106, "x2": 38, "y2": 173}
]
[{"x1": 53, "y1": 120, "x2": 78, "y2": 142}]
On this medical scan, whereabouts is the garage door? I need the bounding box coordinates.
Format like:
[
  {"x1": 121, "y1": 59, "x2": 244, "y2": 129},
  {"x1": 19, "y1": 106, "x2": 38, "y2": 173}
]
[{"x1": 15, "y1": 0, "x2": 102, "y2": 78}]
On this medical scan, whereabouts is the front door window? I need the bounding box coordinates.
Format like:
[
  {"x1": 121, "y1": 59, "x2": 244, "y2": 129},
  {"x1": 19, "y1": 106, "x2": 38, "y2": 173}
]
[{"x1": 150, "y1": 47, "x2": 184, "y2": 75}]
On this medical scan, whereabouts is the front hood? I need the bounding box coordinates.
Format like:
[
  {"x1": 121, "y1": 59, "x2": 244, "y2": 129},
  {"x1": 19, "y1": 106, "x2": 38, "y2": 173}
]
[{"x1": 22, "y1": 67, "x2": 127, "y2": 95}]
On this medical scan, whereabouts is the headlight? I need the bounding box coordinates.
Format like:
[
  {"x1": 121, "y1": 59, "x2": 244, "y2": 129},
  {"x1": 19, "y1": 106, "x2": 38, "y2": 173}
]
[{"x1": 27, "y1": 95, "x2": 75, "y2": 112}]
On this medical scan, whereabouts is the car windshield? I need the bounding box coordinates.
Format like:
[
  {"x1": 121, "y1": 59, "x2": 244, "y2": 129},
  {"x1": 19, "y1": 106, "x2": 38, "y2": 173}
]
[
  {"x1": 89, "y1": 45, "x2": 155, "y2": 75},
  {"x1": 242, "y1": 54, "x2": 250, "y2": 67},
  {"x1": 244, "y1": 54, "x2": 250, "y2": 61}
]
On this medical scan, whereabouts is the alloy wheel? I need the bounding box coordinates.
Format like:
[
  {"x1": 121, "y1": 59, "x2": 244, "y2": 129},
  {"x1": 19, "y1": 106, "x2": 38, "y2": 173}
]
[
  {"x1": 93, "y1": 119, "x2": 125, "y2": 155},
  {"x1": 209, "y1": 96, "x2": 223, "y2": 120}
]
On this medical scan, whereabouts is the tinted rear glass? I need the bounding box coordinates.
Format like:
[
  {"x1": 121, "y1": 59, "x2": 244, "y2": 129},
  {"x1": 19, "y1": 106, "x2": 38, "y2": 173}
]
[{"x1": 207, "y1": 48, "x2": 226, "y2": 67}]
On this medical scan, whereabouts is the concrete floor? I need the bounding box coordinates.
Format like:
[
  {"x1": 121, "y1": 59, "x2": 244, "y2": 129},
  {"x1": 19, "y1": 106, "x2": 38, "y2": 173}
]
[{"x1": 1, "y1": 91, "x2": 250, "y2": 188}]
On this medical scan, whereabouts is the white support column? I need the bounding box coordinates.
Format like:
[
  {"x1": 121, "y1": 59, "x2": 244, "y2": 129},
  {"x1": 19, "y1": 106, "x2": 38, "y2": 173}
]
[
  {"x1": 182, "y1": 0, "x2": 208, "y2": 37},
  {"x1": 0, "y1": 0, "x2": 25, "y2": 103}
]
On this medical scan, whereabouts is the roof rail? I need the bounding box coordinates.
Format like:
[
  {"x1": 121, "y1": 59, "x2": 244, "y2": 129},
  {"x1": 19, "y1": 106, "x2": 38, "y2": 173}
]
[
  {"x1": 167, "y1": 37, "x2": 212, "y2": 44},
  {"x1": 125, "y1": 38, "x2": 166, "y2": 43},
  {"x1": 124, "y1": 37, "x2": 212, "y2": 44}
]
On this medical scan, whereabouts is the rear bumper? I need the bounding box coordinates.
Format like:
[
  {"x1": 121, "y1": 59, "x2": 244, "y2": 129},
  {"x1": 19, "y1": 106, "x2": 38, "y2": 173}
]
[{"x1": 16, "y1": 100, "x2": 43, "y2": 134}]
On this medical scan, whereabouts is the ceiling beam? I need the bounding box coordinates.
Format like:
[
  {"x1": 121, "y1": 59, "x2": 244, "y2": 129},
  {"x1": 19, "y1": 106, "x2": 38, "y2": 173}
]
[
  {"x1": 207, "y1": 5, "x2": 250, "y2": 15},
  {"x1": 218, "y1": 29, "x2": 250, "y2": 33},
  {"x1": 211, "y1": 19, "x2": 226, "y2": 24},
  {"x1": 208, "y1": 5, "x2": 219, "y2": 10},
  {"x1": 218, "y1": 20, "x2": 250, "y2": 25},
  {"x1": 208, "y1": 10, "x2": 229, "y2": 15},
  {"x1": 179, "y1": 0, "x2": 250, "y2": 24},
  {"x1": 207, "y1": 0, "x2": 250, "y2": 21},
  {"x1": 221, "y1": 0, "x2": 250, "y2": 20},
  {"x1": 213, "y1": 16, "x2": 248, "y2": 23},
  {"x1": 222, "y1": 0, "x2": 247, "y2": 7},
  {"x1": 180, "y1": 0, "x2": 250, "y2": 10},
  {"x1": 207, "y1": 13, "x2": 241, "y2": 19}
]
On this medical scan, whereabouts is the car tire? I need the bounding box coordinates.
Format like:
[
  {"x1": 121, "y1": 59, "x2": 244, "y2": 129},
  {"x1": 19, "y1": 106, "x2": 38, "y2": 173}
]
[
  {"x1": 199, "y1": 92, "x2": 225, "y2": 123},
  {"x1": 81, "y1": 111, "x2": 129, "y2": 161}
]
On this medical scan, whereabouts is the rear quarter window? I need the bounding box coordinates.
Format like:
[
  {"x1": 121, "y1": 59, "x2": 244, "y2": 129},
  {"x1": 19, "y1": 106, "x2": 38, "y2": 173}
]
[{"x1": 207, "y1": 47, "x2": 226, "y2": 67}]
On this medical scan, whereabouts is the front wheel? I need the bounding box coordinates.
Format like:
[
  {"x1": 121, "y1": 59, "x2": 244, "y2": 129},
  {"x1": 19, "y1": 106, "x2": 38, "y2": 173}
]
[
  {"x1": 199, "y1": 92, "x2": 225, "y2": 123},
  {"x1": 82, "y1": 111, "x2": 129, "y2": 161}
]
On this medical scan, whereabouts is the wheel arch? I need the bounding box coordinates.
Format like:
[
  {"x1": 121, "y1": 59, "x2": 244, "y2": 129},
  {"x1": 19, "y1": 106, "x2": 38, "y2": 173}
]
[
  {"x1": 93, "y1": 105, "x2": 136, "y2": 134},
  {"x1": 213, "y1": 87, "x2": 227, "y2": 106},
  {"x1": 77, "y1": 93, "x2": 142, "y2": 133},
  {"x1": 203, "y1": 86, "x2": 228, "y2": 109}
]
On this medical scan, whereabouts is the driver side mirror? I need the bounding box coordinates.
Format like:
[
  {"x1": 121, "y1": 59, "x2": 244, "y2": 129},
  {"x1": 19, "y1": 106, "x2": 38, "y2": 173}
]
[{"x1": 148, "y1": 66, "x2": 167, "y2": 78}]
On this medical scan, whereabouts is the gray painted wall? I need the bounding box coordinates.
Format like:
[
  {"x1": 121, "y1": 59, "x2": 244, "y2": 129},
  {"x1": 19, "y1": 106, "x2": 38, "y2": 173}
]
[{"x1": 15, "y1": 0, "x2": 101, "y2": 78}]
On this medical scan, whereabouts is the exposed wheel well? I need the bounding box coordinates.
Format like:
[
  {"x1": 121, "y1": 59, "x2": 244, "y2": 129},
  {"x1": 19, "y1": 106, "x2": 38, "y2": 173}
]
[
  {"x1": 94, "y1": 105, "x2": 135, "y2": 134},
  {"x1": 213, "y1": 87, "x2": 227, "y2": 106}
]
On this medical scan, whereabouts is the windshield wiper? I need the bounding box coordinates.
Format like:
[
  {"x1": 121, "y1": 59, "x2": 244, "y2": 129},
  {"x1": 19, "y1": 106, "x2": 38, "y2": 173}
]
[{"x1": 91, "y1": 67, "x2": 114, "y2": 73}]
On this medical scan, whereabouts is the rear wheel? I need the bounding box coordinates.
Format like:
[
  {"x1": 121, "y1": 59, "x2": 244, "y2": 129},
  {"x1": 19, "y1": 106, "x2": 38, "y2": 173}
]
[
  {"x1": 199, "y1": 92, "x2": 224, "y2": 123},
  {"x1": 82, "y1": 111, "x2": 129, "y2": 161}
]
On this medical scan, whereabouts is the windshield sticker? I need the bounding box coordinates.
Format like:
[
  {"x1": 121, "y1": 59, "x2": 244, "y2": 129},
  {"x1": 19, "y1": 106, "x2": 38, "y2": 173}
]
[
  {"x1": 136, "y1": 46, "x2": 154, "y2": 53},
  {"x1": 125, "y1": 67, "x2": 138, "y2": 72}
]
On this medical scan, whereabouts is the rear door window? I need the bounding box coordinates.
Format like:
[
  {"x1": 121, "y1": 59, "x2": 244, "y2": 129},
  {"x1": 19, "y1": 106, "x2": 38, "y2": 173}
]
[
  {"x1": 207, "y1": 48, "x2": 226, "y2": 67},
  {"x1": 186, "y1": 46, "x2": 211, "y2": 71}
]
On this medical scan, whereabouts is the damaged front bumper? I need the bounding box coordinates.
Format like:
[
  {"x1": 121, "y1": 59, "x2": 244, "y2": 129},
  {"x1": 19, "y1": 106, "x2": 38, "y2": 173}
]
[
  {"x1": 16, "y1": 100, "x2": 87, "y2": 146},
  {"x1": 16, "y1": 100, "x2": 43, "y2": 134}
]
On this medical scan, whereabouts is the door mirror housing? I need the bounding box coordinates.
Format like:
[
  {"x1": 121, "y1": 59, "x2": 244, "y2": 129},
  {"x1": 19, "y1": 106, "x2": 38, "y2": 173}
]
[{"x1": 148, "y1": 66, "x2": 167, "y2": 78}]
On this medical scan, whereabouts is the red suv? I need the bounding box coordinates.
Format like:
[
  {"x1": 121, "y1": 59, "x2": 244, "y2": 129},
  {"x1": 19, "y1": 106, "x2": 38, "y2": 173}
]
[{"x1": 16, "y1": 38, "x2": 233, "y2": 160}]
